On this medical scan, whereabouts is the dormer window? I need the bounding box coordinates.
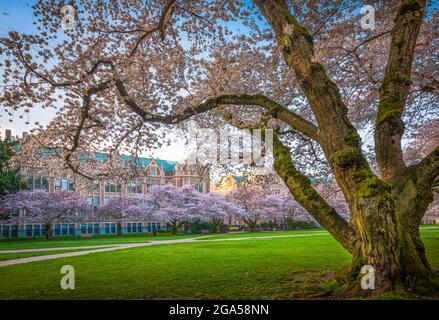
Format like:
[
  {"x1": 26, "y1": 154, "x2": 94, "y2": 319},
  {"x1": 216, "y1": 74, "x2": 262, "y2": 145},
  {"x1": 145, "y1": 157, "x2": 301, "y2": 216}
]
[{"x1": 149, "y1": 166, "x2": 157, "y2": 175}]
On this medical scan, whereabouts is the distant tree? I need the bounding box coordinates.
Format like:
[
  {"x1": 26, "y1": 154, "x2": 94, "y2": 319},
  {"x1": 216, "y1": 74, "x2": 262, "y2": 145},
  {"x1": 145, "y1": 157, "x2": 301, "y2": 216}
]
[
  {"x1": 268, "y1": 192, "x2": 311, "y2": 230},
  {"x1": 199, "y1": 192, "x2": 241, "y2": 232},
  {"x1": 0, "y1": 140, "x2": 26, "y2": 197},
  {"x1": 96, "y1": 197, "x2": 148, "y2": 236},
  {"x1": 0, "y1": 190, "x2": 90, "y2": 240},
  {"x1": 228, "y1": 188, "x2": 273, "y2": 232},
  {"x1": 148, "y1": 184, "x2": 198, "y2": 234},
  {"x1": 405, "y1": 119, "x2": 439, "y2": 165}
]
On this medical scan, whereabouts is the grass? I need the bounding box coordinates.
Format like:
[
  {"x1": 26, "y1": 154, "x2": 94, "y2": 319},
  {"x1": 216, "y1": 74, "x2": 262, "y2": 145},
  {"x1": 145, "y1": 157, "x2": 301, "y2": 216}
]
[
  {"x1": 197, "y1": 229, "x2": 327, "y2": 240},
  {"x1": 0, "y1": 233, "x2": 201, "y2": 250},
  {"x1": 0, "y1": 248, "x2": 109, "y2": 261},
  {"x1": 0, "y1": 229, "x2": 437, "y2": 300}
]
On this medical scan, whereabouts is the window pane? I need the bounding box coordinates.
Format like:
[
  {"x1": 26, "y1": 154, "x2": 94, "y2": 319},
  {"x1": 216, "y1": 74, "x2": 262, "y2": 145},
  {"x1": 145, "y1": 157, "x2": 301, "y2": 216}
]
[
  {"x1": 69, "y1": 224, "x2": 75, "y2": 236},
  {"x1": 34, "y1": 225, "x2": 41, "y2": 237},
  {"x1": 26, "y1": 225, "x2": 32, "y2": 237}
]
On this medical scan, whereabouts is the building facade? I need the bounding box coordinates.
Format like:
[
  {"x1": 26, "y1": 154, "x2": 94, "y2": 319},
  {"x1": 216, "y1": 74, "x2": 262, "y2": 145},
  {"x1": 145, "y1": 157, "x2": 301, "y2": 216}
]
[
  {"x1": 210, "y1": 172, "x2": 287, "y2": 195},
  {"x1": 0, "y1": 130, "x2": 210, "y2": 238}
]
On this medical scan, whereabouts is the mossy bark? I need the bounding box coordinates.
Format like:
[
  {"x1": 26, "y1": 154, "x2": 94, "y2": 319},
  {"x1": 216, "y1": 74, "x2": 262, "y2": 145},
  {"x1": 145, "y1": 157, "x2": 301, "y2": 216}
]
[
  {"x1": 256, "y1": 0, "x2": 433, "y2": 295},
  {"x1": 274, "y1": 133, "x2": 434, "y2": 293}
]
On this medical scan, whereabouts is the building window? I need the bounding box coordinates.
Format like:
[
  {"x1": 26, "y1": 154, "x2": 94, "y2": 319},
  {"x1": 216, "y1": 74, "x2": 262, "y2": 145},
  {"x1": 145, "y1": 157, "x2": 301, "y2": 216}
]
[
  {"x1": 88, "y1": 197, "x2": 100, "y2": 210},
  {"x1": 26, "y1": 171, "x2": 49, "y2": 191},
  {"x1": 127, "y1": 222, "x2": 142, "y2": 233},
  {"x1": 105, "y1": 183, "x2": 121, "y2": 193},
  {"x1": 52, "y1": 224, "x2": 74, "y2": 236},
  {"x1": 104, "y1": 222, "x2": 116, "y2": 234},
  {"x1": 54, "y1": 224, "x2": 61, "y2": 236},
  {"x1": 127, "y1": 182, "x2": 142, "y2": 194},
  {"x1": 0, "y1": 224, "x2": 18, "y2": 238},
  {"x1": 62, "y1": 224, "x2": 68, "y2": 236},
  {"x1": 54, "y1": 177, "x2": 75, "y2": 191},
  {"x1": 81, "y1": 223, "x2": 99, "y2": 235},
  {"x1": 1, "y1": 225, "x2": 9, "y2": 237},
  {"x1": 33, "y1": 225, "x2": 41, "y2": 237},
  {"x1": 149, "y1": 166, "x2": 157, "y2": 175},
  {"x1": 26, "y1": 224, "x2": 32, "y2": 237}
]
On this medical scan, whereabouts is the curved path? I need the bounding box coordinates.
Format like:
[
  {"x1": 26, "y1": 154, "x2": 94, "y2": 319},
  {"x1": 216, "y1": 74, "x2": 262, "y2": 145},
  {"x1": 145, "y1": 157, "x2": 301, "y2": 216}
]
[{"x1": 0, "y1": 232, "x2": 330, "y2": 267}]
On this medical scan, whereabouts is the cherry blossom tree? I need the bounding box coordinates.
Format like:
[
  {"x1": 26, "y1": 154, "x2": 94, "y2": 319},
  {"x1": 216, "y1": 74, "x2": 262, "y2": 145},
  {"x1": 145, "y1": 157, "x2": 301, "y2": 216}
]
[
  {"x1": 95, "y1": 197, "x2": 150, "y2": 236},
  {"x1": 405, "y1": 119, "x2": 439, "y2": 165},
  {"x1": 315, "y1": 180, "x2": 350, "y2": 221},
  {"x1": 198, "y1": 192, "x2": 241, "y2": 232},
  {"x1": 1, "y1": 0, "x2": 438, "y2": 293},
  {"x1": 147, "y1": 184, "x2": 198, "y2": 234},
  {"x1": 268, "y1": 192, "x2": 312, "y2": 230},
  {"x1": 0, "y1": 190, "x2": 90, "y2": 240},
  {"x1": 227, "y1": 188, "x2": 273, "y2": 232}
]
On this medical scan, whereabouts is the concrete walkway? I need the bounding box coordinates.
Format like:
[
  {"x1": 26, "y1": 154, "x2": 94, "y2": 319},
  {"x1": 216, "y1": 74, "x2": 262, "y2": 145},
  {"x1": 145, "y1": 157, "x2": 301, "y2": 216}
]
[
  {"x1": 0, "y1": 244, "x2": 119, "y2": 254},
  {"x1": 0, "y1": 232, "x2": 329, "y2": 267}
]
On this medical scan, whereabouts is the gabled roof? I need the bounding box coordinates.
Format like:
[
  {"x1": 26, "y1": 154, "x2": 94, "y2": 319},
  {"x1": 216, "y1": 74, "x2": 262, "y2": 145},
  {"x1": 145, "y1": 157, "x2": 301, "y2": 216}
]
[
  {"x1": 154, "y1": 159, "x2": 177, "y2": 173},
  {"x1": 121, "y1": 155, "x2": 177, "y2": 173},
  {"x1": 17, "y1": 146, "x2": 178, "y2": 174}
]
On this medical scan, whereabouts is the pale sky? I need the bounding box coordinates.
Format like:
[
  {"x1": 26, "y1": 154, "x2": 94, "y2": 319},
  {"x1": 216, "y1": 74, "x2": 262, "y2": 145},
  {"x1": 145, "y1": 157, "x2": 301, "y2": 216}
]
[{"x1": 0, "y1": 0, "x2": 190, "y2": 162}]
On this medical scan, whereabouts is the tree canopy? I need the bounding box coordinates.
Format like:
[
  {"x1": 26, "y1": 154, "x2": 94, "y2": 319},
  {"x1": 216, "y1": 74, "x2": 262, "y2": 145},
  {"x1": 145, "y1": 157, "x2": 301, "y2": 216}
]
[{"x1": 0, "y1": 140, "x2": 27, "y2": 197}]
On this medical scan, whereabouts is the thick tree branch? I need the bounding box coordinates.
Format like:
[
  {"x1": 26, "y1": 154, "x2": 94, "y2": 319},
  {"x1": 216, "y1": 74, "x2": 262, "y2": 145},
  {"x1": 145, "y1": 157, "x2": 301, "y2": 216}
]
[
  {"x1": 114, "y1": 81, "x2": 320, "y2": 141},
  {"x1": 375, "y1": 0, "x2": 426, "y2": 182},
  {"x1": 272, "y1": 133, "x2": 357, "y2": 253},
  {"x1": 255, "y1": 0, "x2": 360, "y2": 154},
  {"x1": 416, "y1": 147, "x2": 439, "y2": 191},
  {"x1": 128, "y1": 0, "x2": 176, "y2": 57}
]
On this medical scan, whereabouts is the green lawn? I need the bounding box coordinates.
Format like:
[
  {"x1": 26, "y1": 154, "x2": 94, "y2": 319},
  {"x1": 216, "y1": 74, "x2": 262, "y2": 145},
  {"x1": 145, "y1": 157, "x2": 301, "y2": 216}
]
[
  {"x1": 0, "y1": 248, "x2": 110, "y2": 261},
  {"x1": 0, "y1": 233, "x2": 200, "y2": 250},
  {"x1": 0, "y1": 230, "x2": 438, "y2": 300},
  {"x1": 197, "y1": 230, "x2": 328, "y2": 240}
]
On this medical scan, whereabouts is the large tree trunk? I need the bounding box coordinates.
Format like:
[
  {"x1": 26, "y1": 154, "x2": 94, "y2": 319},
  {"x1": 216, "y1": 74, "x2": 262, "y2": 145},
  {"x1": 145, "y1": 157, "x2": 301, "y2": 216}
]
[
  {"x1": 273, "y1": 132, "x2": 435, "y2": 294},
  {"x1": 286, "y1": 218, "x2": 294, "y2": 231},
  {"x1": 212, "y1": 218, "x2": 222, "y2": 233},
  {"x1": 256, "y1": 0, "x2": 435, "y2": 295},
  {"x1": 244, "y1": 219, "x2": 258, "y2": 232},
  {"x1": 347, "y1": 211, "x2": 433, "y2": 294},
  {"x1": 45, "y1": 223, "x2": 52, "y2": 241},
  {"x1": 168, "y1": 221, "x2": 179, "y2": 234},
  {"x1": 117, "y1": 222, "x2": 122, "y2": 237}
]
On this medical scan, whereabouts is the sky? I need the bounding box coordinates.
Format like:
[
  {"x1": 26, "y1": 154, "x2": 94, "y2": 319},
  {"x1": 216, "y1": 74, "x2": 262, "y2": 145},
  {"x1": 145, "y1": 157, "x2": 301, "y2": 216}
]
[{"x1": 0, "y1": 0, "x2": 189, "y2": 161}]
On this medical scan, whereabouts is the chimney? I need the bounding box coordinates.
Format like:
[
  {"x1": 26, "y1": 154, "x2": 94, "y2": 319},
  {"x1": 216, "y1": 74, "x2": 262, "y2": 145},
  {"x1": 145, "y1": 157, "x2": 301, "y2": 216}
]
[
  {"x1": 5, "y1": 129, "x2": 12, "y2": 141},
  {"x1": 22, "y1": 132, "x2": 28, "y2": 139}
]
